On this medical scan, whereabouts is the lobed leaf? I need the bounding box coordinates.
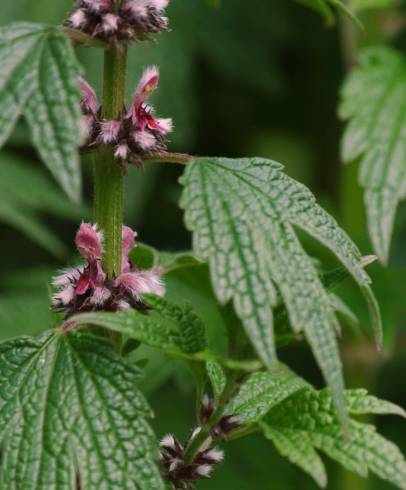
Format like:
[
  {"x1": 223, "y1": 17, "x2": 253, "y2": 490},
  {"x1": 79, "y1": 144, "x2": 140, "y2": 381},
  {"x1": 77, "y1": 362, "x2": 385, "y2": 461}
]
[
  {"x1": 340, "y1": 46, "x2": 406, "y2": 263},
  {"x1": 69, "y1": 295, "x2": 207, "y2": 357},
  {"x1": 180, "y1": 157, "x2": 381, "y2": 428},
  {"x1": 260, "y1": 389, "x2": 406, "y2": 489},
  {"x1": 0, "y1": 331, "x2": 164, "y2": 489},
  {"x1": 0, "y1": 23, "x2": 82, "y2": 203}
]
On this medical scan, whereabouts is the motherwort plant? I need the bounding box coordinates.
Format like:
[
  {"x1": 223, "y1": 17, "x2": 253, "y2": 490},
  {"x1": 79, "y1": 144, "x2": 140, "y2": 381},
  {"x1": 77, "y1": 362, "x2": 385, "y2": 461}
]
[{"x1": 0, "y1": 1, "x2": 404, "y2": 489}]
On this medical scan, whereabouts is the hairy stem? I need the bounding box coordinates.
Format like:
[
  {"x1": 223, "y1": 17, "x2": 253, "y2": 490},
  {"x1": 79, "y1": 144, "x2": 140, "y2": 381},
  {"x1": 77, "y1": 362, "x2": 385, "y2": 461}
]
[{"x1": 94, "y1": 44, "x2": 128, "y2": 277}]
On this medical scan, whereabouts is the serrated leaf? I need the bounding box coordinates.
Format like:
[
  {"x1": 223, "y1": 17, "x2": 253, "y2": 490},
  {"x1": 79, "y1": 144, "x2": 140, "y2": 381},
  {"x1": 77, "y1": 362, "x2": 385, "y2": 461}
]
[
  {"x1": 0, "y1": 23, "x2": 82, "y2": 203},
  {"x1": 260, "y1": 389, "x2": 406, "y2": 489},
  {"x1": 346, "y1": 388, "x2": 406, "y2": 417},
  {"x1": 69, "y1": 295, "x2": 207, "y2": 357},
  {"x1": 180, "y1": 157, "x2": 381, "y2": 428},
  {"x1": 262, "y1": 426, "x2": 327, "y2": 488},
  {"x1": 329, "y1": 293, "x2": 359, "y2": 326},
  {"x1": 340, "y1": 46, "x2": 406, "y2": 263},
  {"x1": 0, "y1": 331, "x2": 164, "y2": 489},
  {"x1": 226, "y1": 365, "x2": 309, "y2": 424}
]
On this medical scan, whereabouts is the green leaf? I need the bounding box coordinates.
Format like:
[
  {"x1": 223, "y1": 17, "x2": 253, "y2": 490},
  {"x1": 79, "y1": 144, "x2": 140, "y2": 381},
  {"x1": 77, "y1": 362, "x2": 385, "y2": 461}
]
[
  {"x1": 0, "y1": 23, "x2": 82, "y2": 203},
  {"x1": 227, "y1": 365, "x2": 309, "y2": 424},
  {"x1": 0, "y1": 331, "x2": 164, "y2": 489},
  {"x1": 295, "y1": 0, "x2": 363, "y2": 29},
  {"x1": 263, "y1": 425, "x2": 328, "y2": 488},
  {"x1": 206, "y1": 361, "x2": 226, "y2": 397},
  {"x1": 180, "y1": 157, "x2": 381, "y2": 428},
  {"x1": 340, "y1": 46, "x2": 406, "y2": 263},
  {"x1": 260, "y1": 389, "x2": 406, "y2": 489},
  {"x1": 69, "y1": 295, "x2": 207, "y2": 357},
  {"x1": 346, "y1": 388, "x2": 406, "y2": 417}
]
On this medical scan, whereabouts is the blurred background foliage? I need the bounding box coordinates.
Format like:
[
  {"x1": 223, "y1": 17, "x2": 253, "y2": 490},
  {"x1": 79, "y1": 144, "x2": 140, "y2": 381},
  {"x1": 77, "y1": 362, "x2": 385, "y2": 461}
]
[{"x1": 0, "y1": 0, "x2": 405, "y2": 488}]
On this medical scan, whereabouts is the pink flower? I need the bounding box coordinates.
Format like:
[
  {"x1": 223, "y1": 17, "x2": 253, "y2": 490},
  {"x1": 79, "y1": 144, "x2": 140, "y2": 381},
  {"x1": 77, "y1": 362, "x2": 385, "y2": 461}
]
[
  {"x1": 78, "y1": 78, "x2": 100, "y2": 115},
  {"x1": 115, "y1": 269, "x2": 165, "y2": 298},
  {"x1": 114, "y1": 143, "x2": 130, "y2": 161},
  {"x1": 70, "y1": 9, "x2": 88, "y2": 29},
  {"x1": 52, "y1": 223, "x2": 165, "y2": 316},
  {"x1": 68, "y1": 0, "x2": 170, "y2": 42},
  {"x1": 79, "y1": 66, "x2": 172, "y2": 165},
  {"x1": 99, "y1": 119, "x2": 121, "y2": 144},
  {"x1": 75, "y1": 223, "x2": 104, "y2": 261},
  {"x1": 132, "y1": 130, "x2": 156, "y2": 150}
]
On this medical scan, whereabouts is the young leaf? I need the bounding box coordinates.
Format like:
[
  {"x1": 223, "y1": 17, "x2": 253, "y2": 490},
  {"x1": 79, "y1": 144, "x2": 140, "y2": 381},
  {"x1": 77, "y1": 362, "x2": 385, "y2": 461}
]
[
  {"x1": 180, "y1": 157, "x2": 381, "y2": 427},
  {"x1": 260, "y1": 389, "x2": 406, "y2": 489},
  {"x1": 69, "y1": 295, "x2": 207, "y2": 357},
  {"x1": 206, "y1": 361, "x2": 226, "y2": 396},
  {"x1": 0, "y1": 332, "x2": 164, "y2": 489},
  {"x1": 0, "y1": 23, "x2": 82, "y2": 203},
  {"x1": 226, "y1": 365, "x2": 309, "y2": 424},
  {"x1": 340, "y1": 46, "x2": 406, "y2": 263}
]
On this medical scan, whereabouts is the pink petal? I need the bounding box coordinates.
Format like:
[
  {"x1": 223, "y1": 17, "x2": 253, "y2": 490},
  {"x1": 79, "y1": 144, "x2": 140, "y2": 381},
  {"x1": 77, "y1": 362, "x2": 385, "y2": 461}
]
[
  {"x1": 52, "y1": 268, "x2": 82, "y2": 288},
  {"x1": 123, "y1": 0, "x2": 149, "y2": 18},
  {"x1": 128, "y1": 66, "x2": 160, "y2": 124},
  {"x1": 122, "y1": 225, "x2": 137, "y2": 255},
  {"x1": 70, "y1": 9, "x2": 88, "y2": 28},
  {"x1": 156, "y1": 117, "x2": 173, "y2": 134},
  {"x1": 132, "y1": 130, "x2": 156, "y2": 150},
  {"x1": 116, "y1": 300, "x2": 131, "y2": 311},
  {"x1": 114, "y1": 143, "x2": 130, "y2": 160},
  {"x1": 90, "y1": 286, "x2": 111, "y2": 305},
  {"x1": 148, "y1": 0, "x2": 170, "y2": 11},
  {"x1": 82, "y1": 0, "x2": 113, "y2": 12},
  {"x1": 115, "y1": 269, "x2": 165, "y2": 297},
  {"x1": 80, "y1": 114, "x2": 95, "y2": 142},
  {"x1": 100, "y1": 119, "x2": 121, "y2": 144},
  {"x1": 52, "y1": 285, "x2": 75, "y2": 306},
  {"x1": 121, "y1": 225, "x2": 137, "y2": 273},
  {"x1": 75, "y1": 223, "x2": 104, "y2": 261},
  {"x1": 101, "y1": 13, "x2": 120, "y2": 32},
  {"x1": 78, "y1": 78, "x2": 100, "y2": 114}
]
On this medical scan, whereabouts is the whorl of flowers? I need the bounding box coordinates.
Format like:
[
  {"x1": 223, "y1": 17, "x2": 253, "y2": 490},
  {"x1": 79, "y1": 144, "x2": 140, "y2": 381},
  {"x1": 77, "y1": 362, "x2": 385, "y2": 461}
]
[
  {"x1": 160, "y1": 431, "x2": 224, "y2": 490},
  {"x1": 52, "y1": 222, "x2": 165, "y2": 316},
  {"x1": 66, "y1": 0, "x2": 170, "y2": 42},
  {"x1": 79, "y1": 66, "x2": 173, "y2": 167},
  {"x1": 159, "y1": 396, "x2": 241, "y2": 489}
]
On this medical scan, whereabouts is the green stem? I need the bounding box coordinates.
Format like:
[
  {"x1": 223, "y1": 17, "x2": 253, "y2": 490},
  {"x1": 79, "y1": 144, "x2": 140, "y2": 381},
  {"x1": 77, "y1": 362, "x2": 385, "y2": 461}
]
[{"x1": 94, "y1": 45, "x2": 128, "y2": 277}]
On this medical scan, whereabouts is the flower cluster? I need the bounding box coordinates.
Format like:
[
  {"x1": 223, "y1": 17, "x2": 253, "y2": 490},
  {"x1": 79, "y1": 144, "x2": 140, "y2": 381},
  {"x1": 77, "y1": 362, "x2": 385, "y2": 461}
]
[
  {"x1": 80, "y1": 66, "x2": 172, "y2": 167},
  {"x1": 67, "y1": 0, "x2": 170, "y2": 42},
  {"x1": 52, "y1": 222, "x2": 164, "y2": 317},
  {"x1": 160, "y1": 432, "x2": 224, "y2": 490}
]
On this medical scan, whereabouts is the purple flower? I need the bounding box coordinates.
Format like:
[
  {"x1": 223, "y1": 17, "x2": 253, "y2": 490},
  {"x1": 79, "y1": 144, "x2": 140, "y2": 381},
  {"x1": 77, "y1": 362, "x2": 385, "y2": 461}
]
[
  {"x1": 66, "y1": 0, "x2": 170, "y2": 42},
  {"x1": 52, "y1": 223, "x2": 165, "y2": 316},
  {"x1": 79, "y1": 67, "x2": 172, "y2": 167}
]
